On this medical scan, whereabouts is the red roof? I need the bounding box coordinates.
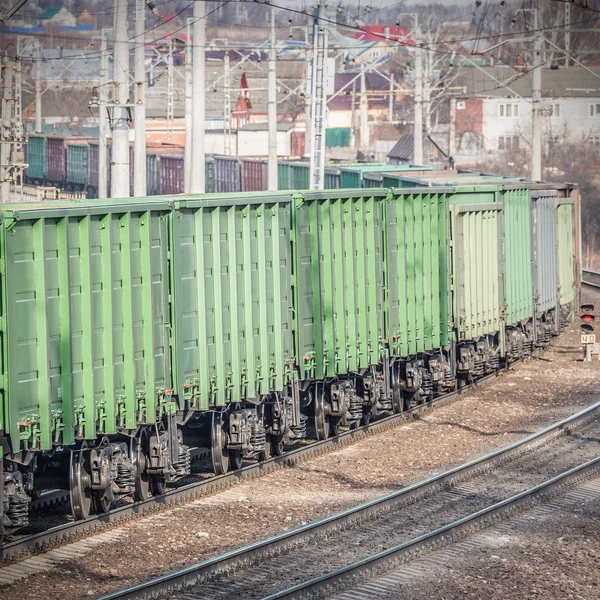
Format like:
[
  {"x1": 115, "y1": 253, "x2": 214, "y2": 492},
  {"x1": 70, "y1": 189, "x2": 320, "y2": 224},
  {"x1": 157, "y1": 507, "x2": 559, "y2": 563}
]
[{"x1": 354, "y1": 25, "x2": 414, "y2": 45}]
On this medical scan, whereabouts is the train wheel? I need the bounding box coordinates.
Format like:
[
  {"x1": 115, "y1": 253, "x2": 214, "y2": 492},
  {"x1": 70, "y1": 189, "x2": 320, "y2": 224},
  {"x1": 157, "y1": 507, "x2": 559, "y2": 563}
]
[
  {"x1": 258, "y1": 435, "x2": 272, "y2": 461},
  {"x1": 314, "y1": 386, "x2": 329, "y2": 441},
  {"x1": 329, "y1": 416, "x2": 341, "y2": 438},
  {"x1": 360, "y1": 409, "x2": 372, "y2": 427},
  {"x1": 391, "y1": 366, "x2": 403, "y2": 414},
  {"x1": 133, "y1": 429, "x2": 151, "y2": 502},
  {"x1": 69, "y1": 444, "x2": 92, "y2": 521},
  {"x1": 211, "y1": 408, "x2": 231, "y2": 475},
  {"x1": 149, "y1": 475, "x2": 166, "y2": 496},
  {"x1": 271, "y1": 434, "x2": 285, "y2": 456},
  {"x1": 230, "y1": 451, "x2": 243, "y2": 471},
  {"x1": 92, "y1": 490, "x2": 111, "y2": 514}
]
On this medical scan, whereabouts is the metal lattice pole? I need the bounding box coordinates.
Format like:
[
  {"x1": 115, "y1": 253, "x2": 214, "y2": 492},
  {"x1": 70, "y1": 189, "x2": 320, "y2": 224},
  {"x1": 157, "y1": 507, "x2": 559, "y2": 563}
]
[
  {"x1": 309, "y1": 0, "x2": 328, "y2": 191},
  {"x1": 134, "y1": 0, "x2": 146, "y2": 196}
]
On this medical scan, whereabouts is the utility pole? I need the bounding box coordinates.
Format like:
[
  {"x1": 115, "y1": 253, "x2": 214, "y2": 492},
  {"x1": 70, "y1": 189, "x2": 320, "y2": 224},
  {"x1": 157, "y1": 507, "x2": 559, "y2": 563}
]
[
  {"x1": 184, "y1": 18, "x2": 192, "y2": 193},
  {"x1": 448, "y1": 96, "x2": 456, "y2": 161},
  {"x1": 191, "y1": 0, "x2": 206, "y2": 194},
  {"x1": 304, "y1": 54, "x2": 311, "y2": 157},
  {"x1": 309, "y1": 0, "x2": 329, "y2": 191},
  {"x1": 111, "y1": 0, "x2": 130, "y2": 198},
  {"x1": 167, "y1": 38, "x2": 174, "y2": 144},
  {"x1": 0, "y1": 55, "x2": 14, "y2": 200},
  {"x1": 35, "y1": 42, "x2": 41, "y2": 132},
  {"x1": 134, "y1": 0, "x2": 146, "y2": 196},
  {"x1": 268, "y1": 10, "x2": 277, "y2": 190},
  {"x1": 565, "y1": 2, "x2": 571, "y2": 67},
  {"x1": 350, "y1": 80, "x2": 356, "y2": 149},
  {"x1": 360, "y1": 63, "x2": 368, "y2": 147},
  {"x1": 224, "y1": 50, "x2": 231, "y2": 155},
  {"x1": 413, "y1": 16, "x2": 423, "y2": 165},
  {"x1": 99, "y1": 28, "x2": 109, "y2": 198},
  {"x1": 531, "y1": 8, "x2": 542, "y2": 181},
  {"x1": 388, "y1": 72, "x2": 394, "y2": 122}
]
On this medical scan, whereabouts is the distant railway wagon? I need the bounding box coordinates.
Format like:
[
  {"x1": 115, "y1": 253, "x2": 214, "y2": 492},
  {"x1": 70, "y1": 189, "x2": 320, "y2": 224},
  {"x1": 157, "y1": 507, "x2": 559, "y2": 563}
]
[{"x1": 0, "y1": 176, "x2": 580, "y2": 539}]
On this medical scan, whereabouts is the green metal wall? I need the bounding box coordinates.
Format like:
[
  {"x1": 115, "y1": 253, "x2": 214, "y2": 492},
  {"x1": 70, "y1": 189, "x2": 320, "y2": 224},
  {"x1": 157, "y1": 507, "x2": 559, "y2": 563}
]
[
  {"x1": 291, "y1": 163, "x2": 310, "y2": 190},
  {"x1": 556, "y1": 199, "x2": 575, "y2": 306},
  {"x1": 325, "y1": 128, "x2": 351, "y2": 148},
  {"x1": 451, "y1": 201, "x2": 503, "y2": 342},
  {"x1": 0, "y1": 202, "x2": 173, "y2": 453},
  {"x1": 501, "y1": 187, "x2": 535, "y2": 325},
  {"x1": 169, "y1": 194, "x2": 294, "y2": 408},
  {"x1": 66, "y1": 144, "x2": 89, "y2": 186},
  {"x1": 385, "y1": 191, "x2": 449, "y2": 356},
  {"x1": 293, "y1": 191, "x2": 386, "y2": 380},
  {"x1": 26, "y1": 136, "x2": 47, "y2": 180},
  {"x1": 278, "y1": 162, "x2": 292, "y2": 190}
]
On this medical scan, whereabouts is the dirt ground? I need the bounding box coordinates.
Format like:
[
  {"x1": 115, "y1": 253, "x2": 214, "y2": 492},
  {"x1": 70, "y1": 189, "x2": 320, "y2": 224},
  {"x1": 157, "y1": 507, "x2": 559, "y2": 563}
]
[{"x1": 2, "y1": 289, "x2": 599, "y2": 600}]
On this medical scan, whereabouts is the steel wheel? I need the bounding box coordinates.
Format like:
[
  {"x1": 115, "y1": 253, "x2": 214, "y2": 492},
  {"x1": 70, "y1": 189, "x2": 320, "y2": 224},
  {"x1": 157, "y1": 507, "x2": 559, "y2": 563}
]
[
  {"x1": 149, "y1": 475, "x2": 166, "y2": 496},
  {"x1": 69, "y1": 444, "x2": 92, "y2": 521},
  {"x1": 211, "y1": 408, "x2": 231, "y2": 475},
  {"x1": 329, "y1": 416, "x2": 341, "y2": 438},
  {"x1": 391, "y1": 365, "x2": 403, "y2": 414},
  {"x1": 133, "y1": 429, "x2": 151, "y2": 502},
  {"x1": 258, "y1": 435, "x2": 272, "y2": 462},
  {"x1": 314, "y1": 385, "x2": 329, "y2": 441},
  {"x1": 271, "y1": 435, "x2": 285, "y2": 456},
  {"x1": 360, "y1": 409, "x2": 372, "y2": 427},
  {"x1": 92, "y1": 490, "x2": 111, "y2": 514}
]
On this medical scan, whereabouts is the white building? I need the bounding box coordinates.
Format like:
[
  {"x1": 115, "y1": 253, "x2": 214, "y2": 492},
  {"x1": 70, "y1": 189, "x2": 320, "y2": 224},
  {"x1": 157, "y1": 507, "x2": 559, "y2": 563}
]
[{"x1": 450, "y1": 66, "x2": 600, "y2": 163}]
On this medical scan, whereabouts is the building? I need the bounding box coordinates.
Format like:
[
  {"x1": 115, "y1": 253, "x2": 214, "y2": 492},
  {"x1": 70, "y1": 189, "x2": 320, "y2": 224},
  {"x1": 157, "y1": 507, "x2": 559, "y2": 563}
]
[
  {"x1": 450, "y1": 66, "x2": 600, "y2": 163},
  {"x1": 39, "y1": 7, "x2": 77, "y2": 27}
]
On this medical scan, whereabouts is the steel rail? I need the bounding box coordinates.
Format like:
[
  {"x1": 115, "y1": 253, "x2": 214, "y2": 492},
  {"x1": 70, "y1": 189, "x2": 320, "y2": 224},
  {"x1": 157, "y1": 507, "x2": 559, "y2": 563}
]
[
  {"x1": 582, "y1": 269, "x2": 600, "y2": 289},
  {"x1": 0, "y1": 369, "x2": 502, "y2": 562},
  {"x1": 94, "y1": 400, "x2": 600, "y2": 600},
  {"x1": 263, "y1": 456, "x2": 600, "y2": 600}
]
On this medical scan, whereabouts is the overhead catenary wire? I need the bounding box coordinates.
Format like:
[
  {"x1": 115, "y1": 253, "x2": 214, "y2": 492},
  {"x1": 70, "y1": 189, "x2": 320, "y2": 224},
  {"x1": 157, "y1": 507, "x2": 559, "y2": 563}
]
[{"x1": 10, "y1": 2, "x2": 600, "y2": 63}]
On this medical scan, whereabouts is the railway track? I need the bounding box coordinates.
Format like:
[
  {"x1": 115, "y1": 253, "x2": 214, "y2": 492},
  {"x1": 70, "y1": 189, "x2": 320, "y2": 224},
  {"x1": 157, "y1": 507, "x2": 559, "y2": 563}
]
[
  {"x1": 95, "y1": 400, "x2": 600, "y2": 600},
  {"x1": 0, "y1": 368, "x2": 506, "y2": 563},
  {"x1": 582, "y1": 269, "x2": 600, "y2": 289}
]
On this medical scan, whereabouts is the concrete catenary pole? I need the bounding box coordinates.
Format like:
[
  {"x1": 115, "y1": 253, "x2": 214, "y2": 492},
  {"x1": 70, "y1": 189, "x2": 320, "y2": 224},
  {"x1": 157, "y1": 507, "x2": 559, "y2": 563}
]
[
  {"x1": 99, "y1": 28, "x2": 109, "y2": 198},
  {"x1": 111, "y1": 0, "x2": 130, "y2": 198},
  {"x1": 35, "y1": 42, "x2": 42, "y2": 133},
  {"x1": 413, "y1": 16, "x2": 423, "y2": 165},
  {"x1": 388, "y1": 72, "x2": 394, "y2": 123},
  {"x1": 184, "y1": 18, "x2": 193, "y2": 193},
  {"x1": 309, "y1": 0, "x2": 329, "y2": 190},
  {"x1": 267, "y1": 10, "x2": 278, "y2": 190},
  {"x1": 531, "y1": 8, "x2": 542, "y2": 181},
  {"x1": 223, "y1": 50, "x2": 231, "y2": 155},
  {"x1": 0, "y1": 56, "x2": 13, "y2": 200},
  {"x1": 191, "y1": 0, "x2": 206, "y2": 193},
  {"x1": 360, "y1": 63, "x2": 368, "y2": 147},
  {"x1": 134, "y1": 0, "x2": 146, "y2": 196}
]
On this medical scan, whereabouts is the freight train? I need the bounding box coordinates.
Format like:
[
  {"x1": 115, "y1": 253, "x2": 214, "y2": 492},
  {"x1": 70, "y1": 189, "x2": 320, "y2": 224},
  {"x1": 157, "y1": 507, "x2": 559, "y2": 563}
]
[
  {"x1": 0, "y1": 172, "x2": 580, "y2": 540},
  {"x1": 23, "y1": 133, "x2": 437, "y2": 196}
]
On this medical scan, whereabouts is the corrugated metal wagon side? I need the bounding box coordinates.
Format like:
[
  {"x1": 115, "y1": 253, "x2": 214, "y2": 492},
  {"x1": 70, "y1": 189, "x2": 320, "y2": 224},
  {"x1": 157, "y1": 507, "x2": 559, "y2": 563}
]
[
  {"x1": 385, "y1": 189, "x2": 450, "y2": 357},
  {"x1": 501, "y1": 186, "x2": 534, "y2": 326},
  {"x1": 293, "y1": 190, "x2": 386, "y2": 381},
  {"x1": 169, "y1": 192, "x2": 295, "y2": 409},
  {"x1": 45, "y1": 137, "x2": 66, "y2": 184},
  {"x1": 66, "y1": 142, "x2": 89, "y2": 189},
  {"x1": 556, "y1": 196, "x2": 575, "y2": 309},
  {"x1": 531, "y1": 191, "x2": 558, "y2": 315},
  {"x1": 449, "y1": 191, "x2": 504, "y2": 344},
  {"x1": 0, "y1": 200, "x2": 173, "y2": 455},
  {"x1": 25, "y1": 135, "x2": 47, "y2": 182}
]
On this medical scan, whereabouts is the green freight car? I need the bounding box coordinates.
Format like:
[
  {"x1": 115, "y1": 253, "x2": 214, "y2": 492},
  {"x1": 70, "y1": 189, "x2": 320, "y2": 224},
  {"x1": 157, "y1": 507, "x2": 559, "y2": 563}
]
[
  {"x1": 25, "y1": 135, "x2": 47, "y2": 182},
  {"x1": 0, "y1": 179, "x2": 580, "y2": 535}
]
